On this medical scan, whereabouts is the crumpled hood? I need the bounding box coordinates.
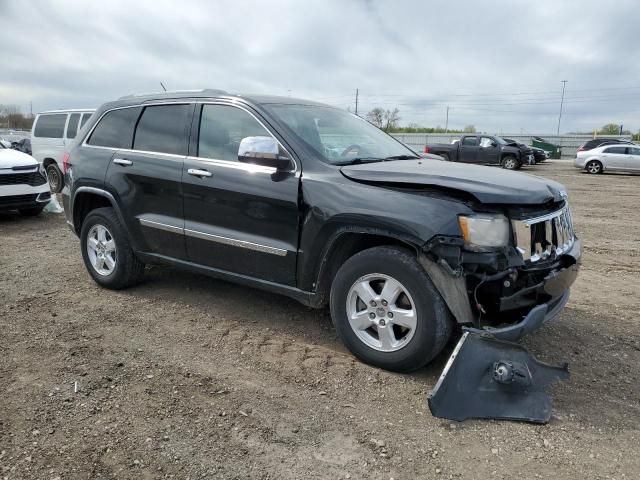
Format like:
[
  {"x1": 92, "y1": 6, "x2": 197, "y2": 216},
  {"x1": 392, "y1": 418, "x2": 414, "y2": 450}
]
[
  {"x1": 0, "y1": 148, "x2": 39, "y2": 169},
  {"x1": 340, "y1": 159, "x2": 565, "y2": 205}
]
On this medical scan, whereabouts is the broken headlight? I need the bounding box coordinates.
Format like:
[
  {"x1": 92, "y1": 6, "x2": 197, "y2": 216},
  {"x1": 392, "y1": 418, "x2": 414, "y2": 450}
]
[{"x1": 458, "y1": 214, "x2": 510, "y2": 251}]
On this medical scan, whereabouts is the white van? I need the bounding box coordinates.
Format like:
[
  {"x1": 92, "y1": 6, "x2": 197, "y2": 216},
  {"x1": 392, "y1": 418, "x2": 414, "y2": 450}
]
[{"x1": 31, "y1": 109, "x2": 95, "y2": 192}]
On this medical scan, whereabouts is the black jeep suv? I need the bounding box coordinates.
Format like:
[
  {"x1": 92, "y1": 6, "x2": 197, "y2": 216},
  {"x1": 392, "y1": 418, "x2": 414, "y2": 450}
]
[{"x1": 62, "y1": 89, "x2": 581, "y2": 372}]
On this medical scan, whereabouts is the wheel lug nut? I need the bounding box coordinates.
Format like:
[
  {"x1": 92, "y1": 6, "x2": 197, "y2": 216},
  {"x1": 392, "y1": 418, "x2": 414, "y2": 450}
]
[
  {"x1": 379, "y1": 319, "x2": 386, "y2": 326},
  {"x1": 369, "y1": 312, "x2": 376, "y2": 319},
  {"x1": 388, "y1": 312, "x2": 394, "y2": 318},
  {"x1": 381, "y1": 300, "x2": 388, "y2": 306},
  {"x1": 370, "y1": 300, "x2": 377, "y2": 307}
]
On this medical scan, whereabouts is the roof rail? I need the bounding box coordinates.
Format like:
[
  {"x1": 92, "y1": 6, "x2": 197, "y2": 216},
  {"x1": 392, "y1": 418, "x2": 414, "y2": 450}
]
[{"x1": 118, "y1": 89, "x2": 228, "y2": 100}]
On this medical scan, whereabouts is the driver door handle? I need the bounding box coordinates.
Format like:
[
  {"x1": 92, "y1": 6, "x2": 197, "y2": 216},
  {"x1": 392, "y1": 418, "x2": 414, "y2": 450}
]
[
  {"x1": 188, "y1": 168, "x2": 213, "y2": 178},
  {"x1": 113, "y1": 158, "x2": 133, "y2": 166}
]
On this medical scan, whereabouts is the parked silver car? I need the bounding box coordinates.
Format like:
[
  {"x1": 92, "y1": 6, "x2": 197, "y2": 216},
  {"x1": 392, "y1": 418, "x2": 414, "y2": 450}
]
[{"x1": 574, "y1": 144, "x2": 640, "y2": 174}]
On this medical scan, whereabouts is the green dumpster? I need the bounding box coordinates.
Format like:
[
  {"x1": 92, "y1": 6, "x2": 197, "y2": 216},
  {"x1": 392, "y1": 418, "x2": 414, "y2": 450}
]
[{"x1": 532, "y1": 136, "x2": 561, "y2": 159}]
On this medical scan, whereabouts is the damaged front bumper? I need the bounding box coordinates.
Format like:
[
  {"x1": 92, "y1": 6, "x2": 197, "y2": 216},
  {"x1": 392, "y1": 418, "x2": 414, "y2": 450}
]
[{"x1": 421, "y1": 236, "x2": 581, "y2": 341}]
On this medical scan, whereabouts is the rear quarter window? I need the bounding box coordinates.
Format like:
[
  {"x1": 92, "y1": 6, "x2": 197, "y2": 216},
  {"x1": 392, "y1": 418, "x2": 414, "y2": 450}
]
[
  {"x1": 80, "y1": 113, "x2": 93, "y2": 129},
  {"x1": 33, "y1": 114, "x2": 67, "y2": 138},
  {"x1": 66, "y1": 113, "x2": 81, "y2": 139},
  {"x1": 87, "y1": 107, "x2": 142, "y2": 148}
]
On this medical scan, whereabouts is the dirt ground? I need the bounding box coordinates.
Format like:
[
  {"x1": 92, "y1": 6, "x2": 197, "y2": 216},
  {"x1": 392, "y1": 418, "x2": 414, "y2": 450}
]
[{"x1": 1, "y1": 161, "x2": 639, "y2": 479}]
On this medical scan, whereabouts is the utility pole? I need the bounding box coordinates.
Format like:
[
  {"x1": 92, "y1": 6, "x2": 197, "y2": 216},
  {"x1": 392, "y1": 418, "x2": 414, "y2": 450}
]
[
  {"x1": 355, "y1": 88, "x2": 359, "y2": 116},
  {"x1": 160, "y1": 82, "x2": 167, "y2": 91},
  {"x1": 444, "y1": 106, "x2": 449, "y2": 133},
  {"x1": 557, "y1": 80, "x2": 567, "y2": 135}
]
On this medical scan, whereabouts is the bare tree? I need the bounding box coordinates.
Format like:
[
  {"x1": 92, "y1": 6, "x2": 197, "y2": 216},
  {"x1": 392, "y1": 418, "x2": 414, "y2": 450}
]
[
  {"x1": 382, "y1": 108, "x2": 400, "y2": 132},
  {"x1": 366, "y1": 108, "x2": 385, "y2": 128}
]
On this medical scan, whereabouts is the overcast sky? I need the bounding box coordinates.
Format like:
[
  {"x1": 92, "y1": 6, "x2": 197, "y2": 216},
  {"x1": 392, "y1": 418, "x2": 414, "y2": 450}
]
[{"x1": 1, "y1": 0, "x2": 639, "y2": 134}]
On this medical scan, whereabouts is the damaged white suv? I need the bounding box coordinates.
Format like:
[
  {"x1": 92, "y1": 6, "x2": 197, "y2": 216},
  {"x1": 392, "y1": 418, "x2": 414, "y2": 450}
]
[{"x1": 0, "y1": 140, "x2": 51, "y2": 215}]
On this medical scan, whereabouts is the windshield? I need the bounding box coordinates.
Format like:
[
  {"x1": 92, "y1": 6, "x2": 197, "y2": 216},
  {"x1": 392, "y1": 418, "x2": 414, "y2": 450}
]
[
  {"x1": 264, "y1": 104, "x2": 417, "y2": 165},
  {"x1": 494, "y1": 137, "x2": 509, "y2": 145}
]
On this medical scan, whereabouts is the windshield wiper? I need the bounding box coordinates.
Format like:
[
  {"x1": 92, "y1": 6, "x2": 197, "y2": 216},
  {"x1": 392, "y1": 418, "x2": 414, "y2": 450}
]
[
  {"x1": 383, "y1": 154, "x2": 420, "y2": 160},
  {"x1": 334, "y1": 157, "x2": 384, "y2": 166}
]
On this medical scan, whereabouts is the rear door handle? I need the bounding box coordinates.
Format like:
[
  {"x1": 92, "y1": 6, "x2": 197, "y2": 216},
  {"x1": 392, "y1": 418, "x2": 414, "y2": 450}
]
[
  {"x1": 188, "y1": 168, "x2": 212, "y2": 178},
  {"x1": 113, "y1": 158, "x2": 133, "y2": 166}
]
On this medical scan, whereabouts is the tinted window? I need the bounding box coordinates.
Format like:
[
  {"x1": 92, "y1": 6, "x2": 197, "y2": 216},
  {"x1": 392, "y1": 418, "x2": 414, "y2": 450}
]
[
  {"x1": 603, "y1": 146, "x2": 626, "y2": 154},
  {"x1": 88, "y1": 107, "x2": 141, "y2": 148},
  {"x1": 33, "y1": 114, "x2": 67, "y2": 138},
  {"x1": 66, "y1": 113, "x2": 81, "y2": 139},
  {"x1": 133, "y1": 104, "x2": 191, "y2": 155},
  {"x1": 462, "y1": 136, "x2": 477, "y2": 146},
  {"x1": 198, "y1": 105, "x2": 270, "y2": 161},
  {"x1": 80, "y1": 113, "x2": 92, "y2": 129},
  {"x1": 629, "y1": 147, "x2": 640, "y2": 156}
]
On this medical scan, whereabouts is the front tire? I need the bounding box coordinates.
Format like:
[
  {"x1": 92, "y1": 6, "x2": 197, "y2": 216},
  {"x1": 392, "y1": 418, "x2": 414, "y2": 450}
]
[
  {"x1": 330, "y1": 246, "x2": 453, "y2": 372},
  {"x1": 502, "y1": 155, "x2": 519, "y2": 170},
  {"x1": 46, "y1": 164, "x2": 63, "y2": 193},
  {"x1": 586, "y1": 160, "x2": 603, "y2": 174},
  {"x1": 80, "y1": 207, "x2": 145, "y2": 289}
]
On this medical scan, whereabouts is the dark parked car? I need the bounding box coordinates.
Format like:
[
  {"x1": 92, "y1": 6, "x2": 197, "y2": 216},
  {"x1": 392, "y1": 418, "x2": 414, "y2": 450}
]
[
  {"x1": 577, "y1": 138, "x2": 634, "y2": 152},
  {"x1": 425, "y1": 135, "x2": 534, "y2": 170},
  {"x1": 11, "y1": 138, "x2": 32, "y2": 155},
  {"x1": 502, "y1": 138, "x2": 547, "y2": 163},
  {"x1": 62, "y1": 90, "x2": 581, "y2": 372}
]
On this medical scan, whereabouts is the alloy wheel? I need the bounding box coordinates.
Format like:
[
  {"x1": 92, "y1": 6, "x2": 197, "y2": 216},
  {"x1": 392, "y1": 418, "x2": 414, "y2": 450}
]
[
  {"x1": 47, "y1": 165, "x2": 61, "y2": 192},
  {"x1": 587, "y1": 161, "x2": 601, "y2": 174},
  {"x1": 503, "y1": 158, "x2": 516, "y2": 169},
  {"x1": 346, "y1": 273, "x2": 417, "y2": 352},
  {"x1": 86, "y1": 224, "x2": 117, "y2": 276}
]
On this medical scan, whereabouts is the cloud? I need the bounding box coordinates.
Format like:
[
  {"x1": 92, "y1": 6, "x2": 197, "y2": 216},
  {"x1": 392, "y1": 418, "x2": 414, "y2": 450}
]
[{"x1": 1, "y1": 0, "x2": 638, "y2": 133}]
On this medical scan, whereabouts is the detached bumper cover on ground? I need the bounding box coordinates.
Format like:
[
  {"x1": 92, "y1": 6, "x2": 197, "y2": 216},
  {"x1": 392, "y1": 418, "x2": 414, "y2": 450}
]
[{"x1": 428, "y1": 331, "x2": 569, "y2": 423}]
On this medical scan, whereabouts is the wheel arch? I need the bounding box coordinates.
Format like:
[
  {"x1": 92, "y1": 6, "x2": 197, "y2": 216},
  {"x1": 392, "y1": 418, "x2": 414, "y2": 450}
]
[
  {"x1": 42, "y1": 157, "x2": 58, "y2": 168},
  {"x1": 71, "y1": 187, "x2": 128, "y2": 237},
  {"x1": 307, "y1": 229, "x2": 421, "y2": 308}
]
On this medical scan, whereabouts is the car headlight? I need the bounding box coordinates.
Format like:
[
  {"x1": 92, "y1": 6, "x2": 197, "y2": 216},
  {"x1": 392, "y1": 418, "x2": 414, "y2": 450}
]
[{"x1": 458, "y1": 214, "x2": 510, "y2": 250}]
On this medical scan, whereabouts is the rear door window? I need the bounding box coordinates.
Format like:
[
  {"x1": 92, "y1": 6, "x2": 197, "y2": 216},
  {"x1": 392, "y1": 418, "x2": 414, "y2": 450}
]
[
  {"x1": 66, "y1": 113, "x2": 81, "y2": 139},
  {"x1": 133, "y1": 104, "x2": 191, "y2": 155},
  {"x1": 33, "y1": 114, "x2": 67, "y2": 138},
  {"x1": 87, "y1": 107, "x2": 142, "y2": 148},
  {"x1": 462, "y1": 136, "x2": 478, "y2": 146}
]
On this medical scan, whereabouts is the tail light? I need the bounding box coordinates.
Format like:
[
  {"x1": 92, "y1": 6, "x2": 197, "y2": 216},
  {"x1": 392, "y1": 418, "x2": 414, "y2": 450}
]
[
  {"x1": 424, "y1": 146, "x2": 430, "y2": 153},
  {"x1": 62, "y1": 152, "x2": 71, "y2": 173}
]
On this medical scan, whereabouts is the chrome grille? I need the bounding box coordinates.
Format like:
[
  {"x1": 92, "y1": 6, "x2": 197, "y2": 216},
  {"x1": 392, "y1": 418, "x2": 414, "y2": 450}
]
[{"x1": 512, "y1": 206, "x2": 575, "y2": 262}]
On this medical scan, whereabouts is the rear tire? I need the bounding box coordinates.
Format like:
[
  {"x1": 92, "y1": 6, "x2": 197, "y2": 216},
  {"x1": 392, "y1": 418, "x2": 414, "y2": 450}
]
[
  {"x1": 19, "y1": 206, "x2": 45, "y2": 216},
  {"x1": 329, "y1": 246, "x2": 453, "y2": 372},
  {"x1": 80, "y1": 207, "x2": 145, "y2": 289},
  {"x1": 586, "y1": 160, "x2": 603, "y2": 174},
  {"x1": 46, "y1": 164, "x2": 63, "y2": 193},
  {"x1": 439, "y1": 153, "x2": 450, "y2": 162}
]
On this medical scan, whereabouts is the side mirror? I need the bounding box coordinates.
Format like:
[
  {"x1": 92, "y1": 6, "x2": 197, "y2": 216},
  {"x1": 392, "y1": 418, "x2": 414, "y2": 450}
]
[
  {"x1": 491, "y1": 141, "x2": 498, "y2": 147},
  {"x1": 238, "y1": 136, "x2": 292, "y2": 170}
]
